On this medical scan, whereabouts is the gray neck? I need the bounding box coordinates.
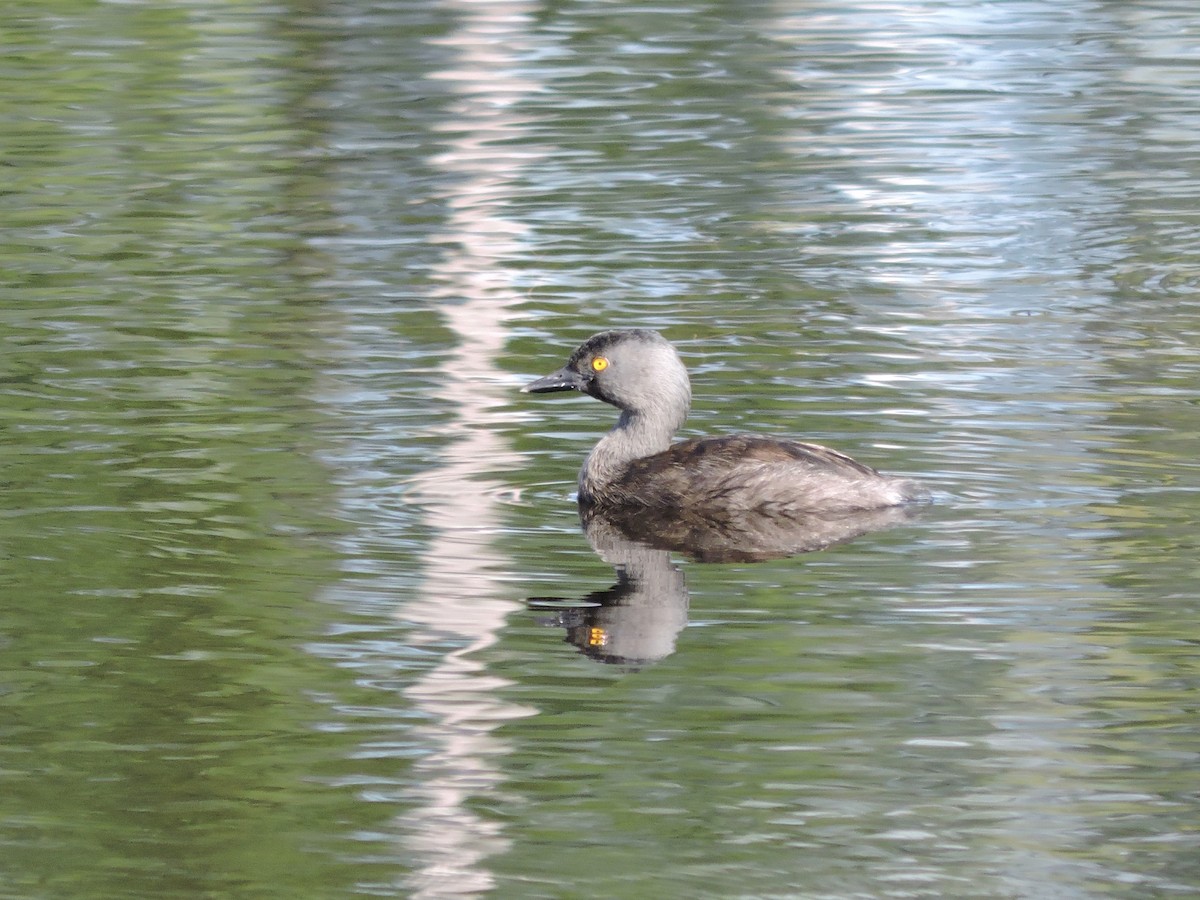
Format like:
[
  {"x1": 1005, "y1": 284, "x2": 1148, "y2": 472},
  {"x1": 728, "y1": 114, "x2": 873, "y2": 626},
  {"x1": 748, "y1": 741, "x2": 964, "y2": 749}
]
[{"x1": 579, "y1": 407, "x2": 683, "y2": 501}]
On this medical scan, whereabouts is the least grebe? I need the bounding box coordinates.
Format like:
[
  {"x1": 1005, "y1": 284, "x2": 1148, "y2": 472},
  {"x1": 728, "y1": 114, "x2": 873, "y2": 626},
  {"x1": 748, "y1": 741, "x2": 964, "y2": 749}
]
[{"x1": 524, "y1": 329, "x2": 927, "y2": 513}]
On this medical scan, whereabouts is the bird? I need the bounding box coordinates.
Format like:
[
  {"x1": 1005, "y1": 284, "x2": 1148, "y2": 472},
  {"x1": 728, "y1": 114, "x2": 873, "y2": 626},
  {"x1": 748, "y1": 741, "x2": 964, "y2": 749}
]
[{"x1": 523, "y1": 329, "x2": 927, "y2": 515}]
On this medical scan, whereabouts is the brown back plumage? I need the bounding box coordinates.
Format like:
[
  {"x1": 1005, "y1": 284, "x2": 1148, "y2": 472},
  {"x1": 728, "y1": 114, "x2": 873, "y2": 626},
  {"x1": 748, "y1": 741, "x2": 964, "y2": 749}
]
[{"x1": 598, "y1": 435, "x2": 922, "y2": 513}]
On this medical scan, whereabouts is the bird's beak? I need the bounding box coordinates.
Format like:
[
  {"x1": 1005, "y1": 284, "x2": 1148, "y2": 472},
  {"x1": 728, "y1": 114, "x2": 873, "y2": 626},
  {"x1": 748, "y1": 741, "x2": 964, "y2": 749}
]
[{"x1": 522, "y1": 366, "x2": 586, "y2": 394}]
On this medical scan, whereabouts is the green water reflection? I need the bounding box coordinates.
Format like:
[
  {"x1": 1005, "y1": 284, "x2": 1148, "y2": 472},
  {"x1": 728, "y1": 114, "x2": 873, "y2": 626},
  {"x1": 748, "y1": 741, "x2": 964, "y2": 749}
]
[
  {"x1": 1, "y1": 4, "x2": 390, "y2": 896},
  {"x1": 3, "y1": 0, "x2": 1200, "y2": 897}
]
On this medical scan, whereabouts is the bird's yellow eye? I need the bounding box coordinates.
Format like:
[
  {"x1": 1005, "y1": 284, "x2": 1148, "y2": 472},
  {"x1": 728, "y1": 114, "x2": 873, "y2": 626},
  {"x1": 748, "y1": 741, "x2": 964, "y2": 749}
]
[{"x1": 591, "y1": 356, "x2": 609, "y2": 372}]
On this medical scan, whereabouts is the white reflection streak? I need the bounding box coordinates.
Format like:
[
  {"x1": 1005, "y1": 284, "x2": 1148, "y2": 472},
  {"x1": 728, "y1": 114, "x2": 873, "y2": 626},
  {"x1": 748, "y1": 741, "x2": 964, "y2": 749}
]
[{"x1": 400, "y1": 3, "x2": 541, "y2": 898}]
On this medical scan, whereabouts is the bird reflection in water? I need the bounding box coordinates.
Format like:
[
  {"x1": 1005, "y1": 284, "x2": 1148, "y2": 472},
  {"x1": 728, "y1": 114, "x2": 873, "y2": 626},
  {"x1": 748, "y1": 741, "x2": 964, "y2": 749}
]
[{"x1": 529, "y1": 503, "x2": 921, "y2": 668}]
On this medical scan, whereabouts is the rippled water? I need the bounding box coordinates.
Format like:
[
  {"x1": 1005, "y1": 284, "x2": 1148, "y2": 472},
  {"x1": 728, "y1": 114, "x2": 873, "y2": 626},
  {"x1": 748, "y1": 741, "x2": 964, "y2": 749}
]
[{"x1": 3, "y1": 0, "x2": 1199, "y2": 897}]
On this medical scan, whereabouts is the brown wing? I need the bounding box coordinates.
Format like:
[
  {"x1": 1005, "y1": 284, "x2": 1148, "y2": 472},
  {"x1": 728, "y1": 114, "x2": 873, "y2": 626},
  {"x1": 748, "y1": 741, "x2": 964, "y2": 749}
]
[
  {"x1": 682, "y1": 435, "x2": 883, "y2": 477},
  {"x1": 609, "y1": 435, "x2": 890, "y2": 512}
]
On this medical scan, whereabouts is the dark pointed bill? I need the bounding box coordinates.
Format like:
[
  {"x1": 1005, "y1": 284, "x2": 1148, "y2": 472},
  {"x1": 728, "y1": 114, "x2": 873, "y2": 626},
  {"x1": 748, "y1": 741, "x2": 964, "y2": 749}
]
[{"x1": 522, "y1": 367, "x2": 586, "y2": 394}]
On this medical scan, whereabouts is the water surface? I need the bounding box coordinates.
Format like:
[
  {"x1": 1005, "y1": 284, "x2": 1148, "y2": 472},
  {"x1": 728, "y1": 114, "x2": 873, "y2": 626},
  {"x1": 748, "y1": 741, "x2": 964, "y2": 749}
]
[{"x1": 2, "y1": 0, "x2": 1199, "y2": 897}]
